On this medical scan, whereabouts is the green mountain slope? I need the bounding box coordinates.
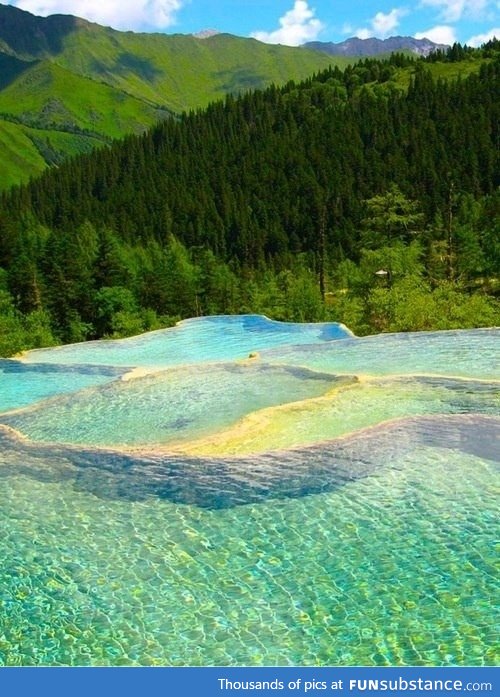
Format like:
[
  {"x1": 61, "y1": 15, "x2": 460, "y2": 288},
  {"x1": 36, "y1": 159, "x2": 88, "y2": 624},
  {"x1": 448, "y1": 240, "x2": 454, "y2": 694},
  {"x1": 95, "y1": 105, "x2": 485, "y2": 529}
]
[
  {"x1": 0, "y1": 3, "x2": 491, "y2": 191},
  {"x1": 53, "y1": 29, "x2": 344, "y2": 113},
  {"x1": 0, "y1": 119, "x2": 46, "y2": 187},
  {"x1": 0, "y1": 52, "x2": 33, "y2": 88},
  {"x1": 0, "y1": 118, "x2": 109, "y2": 188},
  {"x1": 0, "y1": 4, "x2": 341, "y2": 111},
  {"x1": 0, "y1": 59, "x2": 170, "y2": 137},
  {"x1": 0, "y1": 4, "x2": 343, "y2": 111},
  {"x1": 0, "y1": 53, "x2": 173, "y2": 188},
  {"x1": 0, "y1": 3, "x2": 347, "y2": 189}
]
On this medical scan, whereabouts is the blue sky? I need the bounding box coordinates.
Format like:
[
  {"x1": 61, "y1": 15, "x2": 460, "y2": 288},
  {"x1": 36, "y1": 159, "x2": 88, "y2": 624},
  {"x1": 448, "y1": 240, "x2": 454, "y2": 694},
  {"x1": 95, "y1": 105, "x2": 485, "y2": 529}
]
[{"x1": 5, "y1": 1, "x2": 500, "y2": 46}]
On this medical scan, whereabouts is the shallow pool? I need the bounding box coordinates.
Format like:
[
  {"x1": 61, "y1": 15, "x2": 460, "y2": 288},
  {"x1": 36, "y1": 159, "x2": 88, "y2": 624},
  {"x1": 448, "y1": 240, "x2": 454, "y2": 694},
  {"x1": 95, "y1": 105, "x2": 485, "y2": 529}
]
[{"x1": 0, "y1": 317, "x2": 498, "y2": 667}]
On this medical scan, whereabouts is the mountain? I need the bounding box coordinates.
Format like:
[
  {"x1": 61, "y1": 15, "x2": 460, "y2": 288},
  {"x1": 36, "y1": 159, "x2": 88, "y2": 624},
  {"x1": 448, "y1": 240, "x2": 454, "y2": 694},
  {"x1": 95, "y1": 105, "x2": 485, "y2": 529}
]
[
  {"x1": 193, "y1": 30, "x2": 221, "y2": 39},
  {"x1": 0, "y1": 2, "x2": 344, "y2": 189},
  {"x1": 304, "y1": 36, "x2": 448, "y2": 57},
  {"x1": 0, "y1": 4, "x2": 340, "y2": 111}
]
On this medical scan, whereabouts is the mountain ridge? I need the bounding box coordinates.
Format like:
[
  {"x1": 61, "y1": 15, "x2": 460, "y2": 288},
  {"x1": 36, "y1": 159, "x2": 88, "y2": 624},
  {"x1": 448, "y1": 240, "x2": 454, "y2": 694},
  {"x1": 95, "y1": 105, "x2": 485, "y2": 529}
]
[{"x1": 304, "y1": 35, "x2": 449, "y2": 57}]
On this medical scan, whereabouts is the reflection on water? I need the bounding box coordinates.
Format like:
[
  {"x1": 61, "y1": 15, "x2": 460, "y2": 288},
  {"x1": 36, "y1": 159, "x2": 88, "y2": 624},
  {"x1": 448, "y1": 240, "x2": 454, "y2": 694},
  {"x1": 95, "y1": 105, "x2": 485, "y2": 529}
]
[{"x1": 0, "y1": 317, "x2": 498, "y2": 666}]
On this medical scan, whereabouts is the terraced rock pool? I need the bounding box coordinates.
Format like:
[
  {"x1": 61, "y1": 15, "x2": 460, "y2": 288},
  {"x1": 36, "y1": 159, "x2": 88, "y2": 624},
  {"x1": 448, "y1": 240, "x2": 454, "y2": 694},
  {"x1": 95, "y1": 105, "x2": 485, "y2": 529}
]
[{"x1": 0, "y1": 316, "x2": 498, "y2": 666}]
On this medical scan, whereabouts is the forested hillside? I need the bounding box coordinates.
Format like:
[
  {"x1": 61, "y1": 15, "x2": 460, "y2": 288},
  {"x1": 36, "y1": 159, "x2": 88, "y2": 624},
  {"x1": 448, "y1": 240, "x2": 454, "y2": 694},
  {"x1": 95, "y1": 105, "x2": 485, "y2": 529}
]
[{"x1": 0, "y1": 44, "x2": 498, "y2": 356}]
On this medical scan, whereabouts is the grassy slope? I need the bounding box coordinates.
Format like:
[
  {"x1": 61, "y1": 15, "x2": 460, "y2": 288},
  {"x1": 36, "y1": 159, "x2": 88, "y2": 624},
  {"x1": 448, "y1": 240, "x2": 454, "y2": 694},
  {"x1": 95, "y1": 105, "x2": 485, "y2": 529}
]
[
  {"x1": 0, "y1": 35, "x2": 175, "y2": 190},
  {"x1": 0, "y1": 60, "x2": 169, "y2": 138},
  {"x1": 0, "y1": 118, "x2": 104, "y2": 188},
  {"x1": 0, "y1": 119, "x2": 46, "y2": 187},
  {"x1": 426, "y1": 57, "x2": 488, "y2": 80},
  {"x1": 392, "y1": 55, "x2": 486, "y2": 89},
  {"x1": 54, "y1": 30, "x2": 344, "y2": 113}
]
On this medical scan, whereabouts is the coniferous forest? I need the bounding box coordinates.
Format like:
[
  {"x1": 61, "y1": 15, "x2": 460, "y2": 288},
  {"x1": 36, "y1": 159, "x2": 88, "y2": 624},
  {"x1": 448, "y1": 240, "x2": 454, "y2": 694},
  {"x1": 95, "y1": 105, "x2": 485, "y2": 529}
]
[{"x1": 0, "y1": 43, "x2": 499, "y2": 356}]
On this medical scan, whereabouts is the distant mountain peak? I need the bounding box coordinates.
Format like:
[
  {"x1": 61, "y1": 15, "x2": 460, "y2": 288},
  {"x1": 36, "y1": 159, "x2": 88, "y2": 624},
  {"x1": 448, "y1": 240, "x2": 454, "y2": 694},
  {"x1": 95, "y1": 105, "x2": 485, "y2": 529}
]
[
  {"x1": 304, "y1": 36, "x2": 449, "y2": 58},
  {"x1": 193, "y1": 29, "x2": 221, "y2": 39}
]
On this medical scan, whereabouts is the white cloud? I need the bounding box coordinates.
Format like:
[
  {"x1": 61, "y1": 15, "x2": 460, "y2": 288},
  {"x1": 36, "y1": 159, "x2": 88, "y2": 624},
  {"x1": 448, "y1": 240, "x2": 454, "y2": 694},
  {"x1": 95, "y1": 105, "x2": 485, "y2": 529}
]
[
  {"x1": 355, "y1": 8, "x2": 408, "y2": 39},
  {"x1": 9, "y1": 0, "x2": 184, "y2": 30},
  {"x1": 251, "y1": 1, "x2": 324, "y2": 46},
  {"x1": 415, "y1": 24, "x2": 458, "y2": 43},
  {"x1": 467, "y1": 26, "x2": 500, "y2": 44},
  {"x1": 419, "y1": 1, "x2": 489, "y2": 22}
]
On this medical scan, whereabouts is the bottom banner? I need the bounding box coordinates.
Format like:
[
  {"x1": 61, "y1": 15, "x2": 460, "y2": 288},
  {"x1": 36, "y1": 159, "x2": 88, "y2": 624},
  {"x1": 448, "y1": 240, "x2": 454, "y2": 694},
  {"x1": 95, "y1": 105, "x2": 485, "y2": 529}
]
[{"x1": 0, "y1": 667, "x2": 496, "y2": 697}]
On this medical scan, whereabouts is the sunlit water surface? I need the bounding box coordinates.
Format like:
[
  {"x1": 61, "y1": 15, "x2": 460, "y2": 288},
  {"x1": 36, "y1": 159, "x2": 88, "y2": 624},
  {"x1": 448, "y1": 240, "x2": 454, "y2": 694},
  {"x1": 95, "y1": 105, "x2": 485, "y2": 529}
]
[
  {"x1": 2, "y1": 364, "x2": 341, "y2": 447},
  {"x1": 262, "y1": 328, "x2": 499, "y2": 381},
  {"x1": 0, "y1": 360, "x2": 125, "y2": 413},
  {"x1": 0, "y1": 316, "x2": 498, "y2": 666},
  {"x1": 20, "y1": 315, "x2": 352, "y2": 368}
]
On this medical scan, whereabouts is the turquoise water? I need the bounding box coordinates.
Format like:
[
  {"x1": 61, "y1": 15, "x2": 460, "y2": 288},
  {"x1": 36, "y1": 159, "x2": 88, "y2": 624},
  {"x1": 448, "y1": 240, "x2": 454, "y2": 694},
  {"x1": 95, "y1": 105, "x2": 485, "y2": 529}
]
[
  {"x1": 180, "y1": 376, "x2": 499, "y2": 455},
  {"x1": 0, "y1": 416, "x2": 498, "y2": 666},
  {"x1": 3, "y1": 373, "x2": 498, "y2": 452},
  {"x1": 0, "y1": 360, "x2": 125, "y2": 413},
  {"x1": 2, "y1": 364, "x2": 341, "y2": 447},
  {"x1": 0, "y1": 317, "x2": 498, "y2": 667},
  {"x1": 263, "y1": 328, "x2": 499, "y2": 381},
  {"x1": 21, "y1": 315, "x2": 352, "y2": 368}
]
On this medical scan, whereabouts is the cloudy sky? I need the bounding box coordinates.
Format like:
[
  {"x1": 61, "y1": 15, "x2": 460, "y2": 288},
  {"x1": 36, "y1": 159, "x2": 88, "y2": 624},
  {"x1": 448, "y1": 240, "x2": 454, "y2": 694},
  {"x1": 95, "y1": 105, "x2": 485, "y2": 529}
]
[{"x1": 5, "y1": 1, "x2": 499, "y2": 46}]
